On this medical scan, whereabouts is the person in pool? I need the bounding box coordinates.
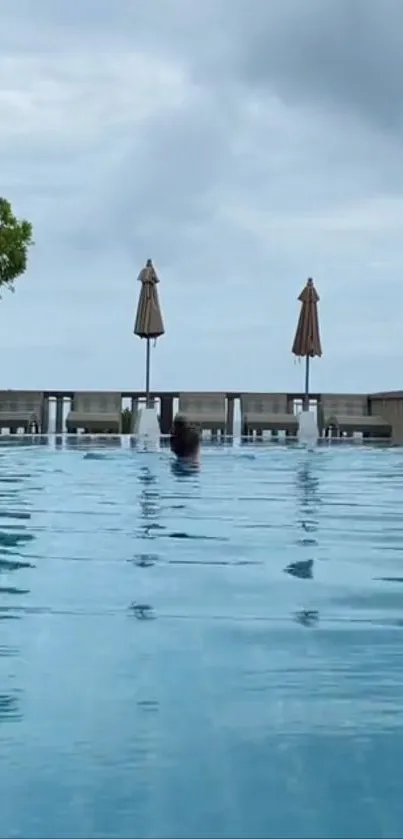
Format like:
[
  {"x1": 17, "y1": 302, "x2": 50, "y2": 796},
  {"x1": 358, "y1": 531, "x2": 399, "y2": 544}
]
[{"x1": 170, "y1": 414, "x2": 200, "y2": 464}]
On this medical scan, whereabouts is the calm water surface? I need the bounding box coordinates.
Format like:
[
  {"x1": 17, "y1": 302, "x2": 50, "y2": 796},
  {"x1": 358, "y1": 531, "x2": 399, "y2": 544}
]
[{"x1": 0, "y1": 442, "x2": 403, "y2": 839}]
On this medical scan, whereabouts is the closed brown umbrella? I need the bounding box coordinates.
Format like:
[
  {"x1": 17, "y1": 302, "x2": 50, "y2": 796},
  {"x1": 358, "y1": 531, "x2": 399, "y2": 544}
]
[
  {"x1": 134, "y1": 258, "x2": 165, "y2": 403},
  {"x1": 292, "y1": 278, "x2": 322, "y2": 409}
]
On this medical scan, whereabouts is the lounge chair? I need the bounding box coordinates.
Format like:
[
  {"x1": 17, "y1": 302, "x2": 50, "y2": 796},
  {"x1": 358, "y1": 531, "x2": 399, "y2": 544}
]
[
  {"x1": 178, "y1": 392, "x2": 226, "y2": 434},
  {"x1": 66, "y1": 391, "x2": 122, "y2": 434},
  {"x1": 321, "y1": 394, "x2": 391, "y2": 437},
  {"x1": 0, "y1": 390, "x2": 44, "y2": 433},
  {"x1": 241, "y1": 393, "x2": 298, "y2": 436}
]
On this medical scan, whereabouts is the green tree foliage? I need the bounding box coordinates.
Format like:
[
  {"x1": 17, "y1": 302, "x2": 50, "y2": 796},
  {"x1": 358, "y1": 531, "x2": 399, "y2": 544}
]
[
  {"x1": 121, "y1": 408, "x2": 133, "y2": 433},
  {"x1": 0, "y1": 197, "x2": 34, "y2": 292}
]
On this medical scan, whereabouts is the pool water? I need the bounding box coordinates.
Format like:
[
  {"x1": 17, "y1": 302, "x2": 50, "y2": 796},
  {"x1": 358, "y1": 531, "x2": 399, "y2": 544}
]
[{"x1": 0, "y1": 442, "x2": 403, "y2": 839}]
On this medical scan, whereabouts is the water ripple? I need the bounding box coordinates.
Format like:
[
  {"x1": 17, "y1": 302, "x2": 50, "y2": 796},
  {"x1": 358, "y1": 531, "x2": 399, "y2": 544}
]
[{"x1": 0, "y1": 444, "x2": 401, "y2": 838}]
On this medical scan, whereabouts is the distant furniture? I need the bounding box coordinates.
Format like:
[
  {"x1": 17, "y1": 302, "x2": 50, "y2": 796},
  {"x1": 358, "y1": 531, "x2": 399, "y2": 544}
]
[
  {"x1": 369, "y1": 392, "x2": 403, "y2": 444},
  {"x1": 241, "y1": 393, "x2": 298, "y2": 436},
  {"x1": 0, "y1": 390, "x2": 44, "y2": 433},
  {"x1": 321, "y1": 394, "x2": 391, "y2": 438},
  {"x1": 66, "y1": 392, "x2": 122, "y2": 434},
  {"x1": 178, "y1": 392, "x2": 226, "y2": 435}
]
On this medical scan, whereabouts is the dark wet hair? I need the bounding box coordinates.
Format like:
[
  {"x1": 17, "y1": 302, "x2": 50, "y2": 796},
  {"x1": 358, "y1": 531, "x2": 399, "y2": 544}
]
[{"x1": 170, "y1": 415, "x2": 200, "y2": 459}]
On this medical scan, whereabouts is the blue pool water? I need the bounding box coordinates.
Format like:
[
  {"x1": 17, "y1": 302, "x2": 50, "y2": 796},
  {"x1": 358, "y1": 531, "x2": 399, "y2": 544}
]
[{"x1": 0, "y1": 442, "x2": 403, "y2": 839}]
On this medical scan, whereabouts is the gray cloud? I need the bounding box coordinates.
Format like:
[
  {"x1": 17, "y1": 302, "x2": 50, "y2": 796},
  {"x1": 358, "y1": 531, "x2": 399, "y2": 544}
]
[
  {"x1": 0, "y1": 0, "x2": 402, "y2": 393},
  {"x1": 6, "y1": 0, "x2": 403, "y2": 132},
  {"x1": 221, "y1": 0, "x2": 403, "y2": 134}
]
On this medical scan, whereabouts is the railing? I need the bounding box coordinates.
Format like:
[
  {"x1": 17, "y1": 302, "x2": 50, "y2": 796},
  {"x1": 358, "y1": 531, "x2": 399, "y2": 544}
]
[
  {"x1": 0, "y1": 390, "x2": 386, "y2": 436},
  {"x1": 0, "y1": 434, "x2": 393, "y2": 449},
  {"x1": 42, "y1": 391, "x2": 324, "y2": 435}
]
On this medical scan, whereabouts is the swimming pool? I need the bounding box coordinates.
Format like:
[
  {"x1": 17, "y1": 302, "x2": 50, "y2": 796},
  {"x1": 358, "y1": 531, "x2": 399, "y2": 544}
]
[{"x1": 0, "y1": 442, "x2": 403, "y2": 839}]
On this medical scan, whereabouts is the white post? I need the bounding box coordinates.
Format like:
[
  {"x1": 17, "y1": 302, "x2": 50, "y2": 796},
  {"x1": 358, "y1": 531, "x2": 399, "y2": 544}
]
[
  {"x1": 297, "y1": 410, "x2": 318, "y2": 449},
  {"x1": 134, "y1": 405, "x2": 160, "y2": 451}
]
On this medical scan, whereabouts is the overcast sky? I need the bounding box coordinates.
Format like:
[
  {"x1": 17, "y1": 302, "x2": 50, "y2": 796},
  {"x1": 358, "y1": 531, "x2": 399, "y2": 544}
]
[{"x1": 1, "y1": 0, "x2": 402, "y2": 395}]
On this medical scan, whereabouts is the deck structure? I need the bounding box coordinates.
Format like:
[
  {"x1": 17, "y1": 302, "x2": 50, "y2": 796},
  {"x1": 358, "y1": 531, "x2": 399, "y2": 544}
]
[{"x1": 0, "y1": 390, "x2": 398, "y2": 441}]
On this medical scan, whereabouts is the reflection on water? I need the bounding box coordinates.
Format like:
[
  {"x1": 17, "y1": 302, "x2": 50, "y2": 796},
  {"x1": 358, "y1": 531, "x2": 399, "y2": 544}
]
[
  {"x1": 0, "y1": 446, "x2": 403, "y2": 837},
  {"x1": 131, "y1": 465, "x2": 161, "y2": 616},
  {"x1": 296, "y1": 456, "x2": 322, "y2": 536},
  {"x1": 0, "y1": 458, "x2": 36, "y2": 735},
  {"x1": 295, "y1": 608, "x2": 320, "y2": 626},
  {"x1": 0, "y1": 557, "x2": 34, "y2": 571},
  {"x1": 0, "y1": 530, "x2": 35, "y2": 548},
  {"x1": 284, "y1": 458, "x2": 322, "y2": 605},
  {"x1": 289, "y1": 456, "x2": 323, "y2": 624},
  {"x1": 0, "y1": 692, "x2": 21, "y2": 722},
  {"x1": 129, "y1": 602, "x2": 156, "y2": 620},
  {"x1": 0, "y1": 585, "x2": 29, "y2": 595},
  {"x1": 0, "y1": 609, "x2": 20, "y2": 621},
  {"x1": 170, "y1": 458, "x2": 200, "y2": 479},
  {"x1": 0, "y1": 510, "x2": 31, "y2": 520},
  {"x1": 285, "y1": 557, "x2": 314, "y2": 579},
  {"x1": 129, "y1": 553, "x2": 159, "y2": 568}
]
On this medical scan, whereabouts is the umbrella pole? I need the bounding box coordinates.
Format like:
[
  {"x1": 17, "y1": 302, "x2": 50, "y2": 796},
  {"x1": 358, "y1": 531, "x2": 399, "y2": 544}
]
[
  {"x1": 304, "y1": 355, "x2": 310, "y2": 410},
  {"x1": 145, "y1": 338, "x2": 151, "y2": 407}
]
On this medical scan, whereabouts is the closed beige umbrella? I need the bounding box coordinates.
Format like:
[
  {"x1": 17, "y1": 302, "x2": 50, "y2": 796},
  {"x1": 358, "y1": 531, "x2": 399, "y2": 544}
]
[
  {"x1": 292, "y1": 278, "x2": 322, "y2": 409},
  {"x1": 134, "y1": 258, "x2": 165, "y2": 402}
]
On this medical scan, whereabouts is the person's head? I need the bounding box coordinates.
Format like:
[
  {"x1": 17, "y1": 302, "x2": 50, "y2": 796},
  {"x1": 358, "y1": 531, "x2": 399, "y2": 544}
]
[{"x1": 170, "y1": 414, "x2": 200, "y2": 461}]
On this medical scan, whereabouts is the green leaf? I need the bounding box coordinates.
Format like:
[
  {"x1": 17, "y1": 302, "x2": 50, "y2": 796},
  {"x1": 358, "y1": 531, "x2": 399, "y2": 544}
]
[{"x1": 0, "y1": 197, "x2": 34, "y2": 293}]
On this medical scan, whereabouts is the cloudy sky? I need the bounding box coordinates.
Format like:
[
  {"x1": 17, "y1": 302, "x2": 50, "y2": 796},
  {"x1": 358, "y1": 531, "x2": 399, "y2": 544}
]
[{"x1": 1, "y1": 0, "x2": 402, "y2": 395}]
